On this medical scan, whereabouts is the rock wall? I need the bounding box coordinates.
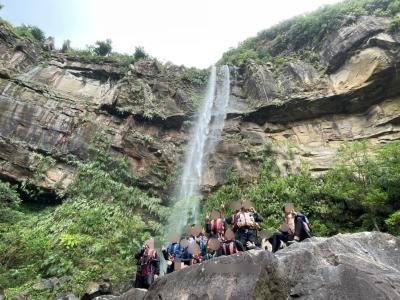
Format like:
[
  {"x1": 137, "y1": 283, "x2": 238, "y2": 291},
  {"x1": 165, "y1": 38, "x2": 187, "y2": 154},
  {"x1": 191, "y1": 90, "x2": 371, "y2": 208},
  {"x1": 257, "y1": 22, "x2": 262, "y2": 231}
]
[
  {"x1": 203, "y1": 14, "x2": 400, "y2": 185},
  {"x1": 0, "y1": 26, "x2": 203, "y2": 197}
]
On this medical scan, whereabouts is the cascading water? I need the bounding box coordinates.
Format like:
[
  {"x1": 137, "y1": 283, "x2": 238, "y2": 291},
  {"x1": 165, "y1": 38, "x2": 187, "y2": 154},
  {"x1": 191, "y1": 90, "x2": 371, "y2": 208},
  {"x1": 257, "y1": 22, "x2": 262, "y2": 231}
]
[{"x1": 166, "y1": 65, "x2": 231, "y2": 237}]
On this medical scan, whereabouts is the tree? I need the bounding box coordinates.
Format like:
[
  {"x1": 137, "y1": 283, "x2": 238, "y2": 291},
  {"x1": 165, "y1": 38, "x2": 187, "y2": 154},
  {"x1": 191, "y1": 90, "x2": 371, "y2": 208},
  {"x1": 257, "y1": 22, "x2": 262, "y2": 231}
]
[
  {"x1": 30, "y1": 26, "x2": 45, "y2": 42},
  {"x1": 134, "y1": 46, "x2": 148, "y2": 61},
  {"x1": 93, "y1": 39, "x2": 112, "y2": 56},
  {"x1": 15, "y1": 25, "x2": 45, "y2": 43}
]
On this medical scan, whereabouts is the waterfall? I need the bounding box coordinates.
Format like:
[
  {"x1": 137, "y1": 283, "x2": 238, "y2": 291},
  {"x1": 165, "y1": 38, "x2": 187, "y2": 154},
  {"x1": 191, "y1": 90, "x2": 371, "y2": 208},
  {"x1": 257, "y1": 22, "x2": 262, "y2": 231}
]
[{"x1": 166, "y1": 65, "x2": 231, "y2": 236}]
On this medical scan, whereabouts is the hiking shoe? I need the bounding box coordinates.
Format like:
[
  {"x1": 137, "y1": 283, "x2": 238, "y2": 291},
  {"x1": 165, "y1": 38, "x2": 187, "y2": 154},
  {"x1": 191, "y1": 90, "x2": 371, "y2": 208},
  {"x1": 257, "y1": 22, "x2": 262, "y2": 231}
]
[{"x1": 287, "y1": 240, "x2": 299, "y2": 245}]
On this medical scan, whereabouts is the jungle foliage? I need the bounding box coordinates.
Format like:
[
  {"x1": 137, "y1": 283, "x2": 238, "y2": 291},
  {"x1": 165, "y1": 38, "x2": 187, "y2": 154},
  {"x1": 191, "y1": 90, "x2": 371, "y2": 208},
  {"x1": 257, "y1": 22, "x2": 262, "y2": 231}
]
[
  {"x1": 204, "y1": 141, "x2": 400, "y2": 237},
  {"x1": 0, "y1": 136, "x2": 168, "y2": 299}
]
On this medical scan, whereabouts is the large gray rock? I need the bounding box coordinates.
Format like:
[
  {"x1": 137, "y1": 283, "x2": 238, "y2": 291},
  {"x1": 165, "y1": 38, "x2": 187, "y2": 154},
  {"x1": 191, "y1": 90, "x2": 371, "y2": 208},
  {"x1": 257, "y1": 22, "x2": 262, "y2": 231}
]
[
  {"x1": 243, "y1": 62, "x2": 279, "y2": 103},
  {"x1": 321, "y1": 15, "x2": 390, "y2": 71},
  {"x1": 285, "y1": 61, "x2": 320, "y2": 85},
  {"x1": 143, "y1": 232, "x2": 400, "y2": 300},
  {"x1": 276, "y1": 232, "x2": 400, "y2": 299},
  {"x1": 93, "y1": 288, "x2": 147, "y2": 300},
  {"x1": 131, "y1": 60, "x2": 159, "y2": 77}
]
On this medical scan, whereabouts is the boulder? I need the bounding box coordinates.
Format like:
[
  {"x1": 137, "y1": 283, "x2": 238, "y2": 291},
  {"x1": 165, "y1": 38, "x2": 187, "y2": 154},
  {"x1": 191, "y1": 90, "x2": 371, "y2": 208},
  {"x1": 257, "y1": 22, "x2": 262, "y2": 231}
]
[
  {"x1": 93, "y1": 288, "x2": 147, "y2": 300},
  {"x1": 329, "y1": 47, "x2": 391, "y2": 92},
  {"x1": 11, "y1": 291, "x2": 29, "y2": 300},
  {"x1": 144, "y1": 232, "x2": 400, "y2": 300},
  {"x1": 144, "y1": 248, "x2": 286, "y2": 299},
  {"x1": 367, "y1": 32, "x2": 398, "y2": 49},
  {"x1": 54, "y1": 293, "x2": 79, "y2": 300},
  {"x1": 32, "y1": 278, "x2": 55, "y2": 291},
  {"x1": 321, "y1": 15, "x2": 390, "y2": 71},
  {"x1": 285, "y1": 61, "x2": 320, "y2": 85},
  {"x1": 131, "y1": 60, "x2": 159, "y2": 77},
  {"x1": 244, "y1": 63, "x2": 278, "y2": 103}
]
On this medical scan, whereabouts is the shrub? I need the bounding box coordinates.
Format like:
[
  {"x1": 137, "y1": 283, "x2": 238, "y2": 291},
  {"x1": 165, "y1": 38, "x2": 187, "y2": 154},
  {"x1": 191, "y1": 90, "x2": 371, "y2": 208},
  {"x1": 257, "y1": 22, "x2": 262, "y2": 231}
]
[
  {"x1": 133, "y1": 46, "x2": 149, "y2": 61},
  {"x1": 179, "y1": 67, "x2": 209, "y2": 86},
  {"x1": 389, "y1": 13, "x2": 400, "y2": 32},
  {"x1": 205, "y1": 141, "x2": 400, "y2": 236},
  {"x1": 385, "y1": 211, "x2": 400, "y2": 235},
  {"x1": 14, "y1": 24, "x2": 45, "y2": 43},
  {"x1": 1, "y1": 135, "x2": 167, "y2": 298},
  {"x1": 93, "y1": 39, "x2": 112, "y2": 56},
  {"x1": 0, "y1": 181, "x2": 21, "y2": 210}
]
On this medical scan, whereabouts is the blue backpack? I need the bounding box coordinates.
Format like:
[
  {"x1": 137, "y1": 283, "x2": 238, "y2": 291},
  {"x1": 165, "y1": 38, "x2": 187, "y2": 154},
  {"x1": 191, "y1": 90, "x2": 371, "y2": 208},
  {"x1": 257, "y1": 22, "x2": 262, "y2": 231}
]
[{"x1": 167, "y1": 243, "x2": 180, "y2": 258}]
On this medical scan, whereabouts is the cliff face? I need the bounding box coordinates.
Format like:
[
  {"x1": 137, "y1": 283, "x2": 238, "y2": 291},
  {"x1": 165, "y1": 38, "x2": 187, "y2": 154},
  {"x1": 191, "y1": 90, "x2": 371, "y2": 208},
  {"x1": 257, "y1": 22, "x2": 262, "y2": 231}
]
[
  {"x1": 206, "y1": 14, "x2": 400, "y2": 187},
  {"x1": 0, "y1": 14, "x2": 400, "y2": 197},
  {"x1": 0, "y1": 26, "x2": 205, "y2": 197}
]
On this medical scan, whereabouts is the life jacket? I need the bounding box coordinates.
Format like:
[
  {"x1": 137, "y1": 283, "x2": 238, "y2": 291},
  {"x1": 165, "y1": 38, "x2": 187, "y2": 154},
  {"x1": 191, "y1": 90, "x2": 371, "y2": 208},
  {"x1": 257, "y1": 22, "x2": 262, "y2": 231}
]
[
  {"x1": 222, "y1": 241, "x2": 237, "y2": 256},
  {"x1": 236, "y1": 212, "x2": 256, "y2": 228},
  {"x1": 137, "y1": 249, "x2": 156, "y2": 277},
  {"x1": 210, "y1": 218, "x2": 225, "y2": 237}
]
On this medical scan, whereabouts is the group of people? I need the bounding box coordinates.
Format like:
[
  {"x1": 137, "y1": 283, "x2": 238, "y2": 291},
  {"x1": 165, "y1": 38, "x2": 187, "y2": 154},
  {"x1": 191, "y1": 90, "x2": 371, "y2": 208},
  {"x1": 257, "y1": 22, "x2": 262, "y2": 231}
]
[{"x1": 134, "y1": 202, "x2": 312, "y2": 289}]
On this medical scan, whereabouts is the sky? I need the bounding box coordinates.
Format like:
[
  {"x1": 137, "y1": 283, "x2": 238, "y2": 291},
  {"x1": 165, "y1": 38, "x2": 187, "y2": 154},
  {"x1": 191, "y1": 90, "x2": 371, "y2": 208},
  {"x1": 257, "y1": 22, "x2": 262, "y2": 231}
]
[{"x1": 1, "y1": 0, "x2": 342, "y2": 68}]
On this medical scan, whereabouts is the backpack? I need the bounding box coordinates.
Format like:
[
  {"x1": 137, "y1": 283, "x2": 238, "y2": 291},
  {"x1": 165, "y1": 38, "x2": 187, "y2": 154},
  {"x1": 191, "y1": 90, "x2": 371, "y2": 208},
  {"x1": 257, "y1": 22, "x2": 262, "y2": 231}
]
[
  {"x1": 211, "y1": 219, "x2": 225, "y2": 237},
  {"x1": 137, "y1": 249, "x2": 156, "y2": 277},
  {"x1": 296, "y1": 213, "x2": 312, "y2": 237},
  {"x1": 222, "y1": 241, "x2": 237, "y2": 256},
  {"x1": 236, "y1": 212, "x2": 255, "y2": 228},
  {"x1": 167, "y1": 243, "x2": 180, "y2": 258}
]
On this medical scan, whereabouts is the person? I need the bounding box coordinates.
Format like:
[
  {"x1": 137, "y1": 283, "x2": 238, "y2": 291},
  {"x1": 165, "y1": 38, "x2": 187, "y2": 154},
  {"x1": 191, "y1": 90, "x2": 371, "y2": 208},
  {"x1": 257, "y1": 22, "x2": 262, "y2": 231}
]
[
  {"x1": 204, "y1": 237, "x2": 220, "y2": 260},
  {"x1": 233, "y1": 202, "x2": 264, "y2": 250},
  {"x1": 268, "y1": 203, "x2": 312, "y2": 253},
  {"x1": 225, "y1": 201, "x2": 242, "y2": 240},
  {"x1": 178, "y1": 237, "x2": 193, "y2": 267},
  {"x1": 217, "y1": 228, "x2": 245, "y2": 256},
  {"x1": 188, "y1": 224, "x2": 208, "y2": 259},
  {"x1": 162, "y1": 238, "x2": 181, "y2": 274},
  {"x1": 205, "y1": 203, "x2": 228, "y2": 240},
  {"x1": 134, "y1": 240, "x2": 160, "y2": 289}
]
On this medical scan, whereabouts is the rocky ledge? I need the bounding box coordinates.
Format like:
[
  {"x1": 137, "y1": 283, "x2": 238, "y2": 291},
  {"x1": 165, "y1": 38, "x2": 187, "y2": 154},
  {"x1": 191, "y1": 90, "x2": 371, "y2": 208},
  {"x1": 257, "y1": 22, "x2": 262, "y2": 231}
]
[{"x1": 96, "y1": 232, "x2": 400, "y2": 300}]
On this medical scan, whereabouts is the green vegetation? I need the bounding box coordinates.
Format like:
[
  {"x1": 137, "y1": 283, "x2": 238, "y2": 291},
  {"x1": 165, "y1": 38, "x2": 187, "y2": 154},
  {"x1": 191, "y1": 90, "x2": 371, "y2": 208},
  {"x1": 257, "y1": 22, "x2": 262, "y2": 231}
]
[
  {"x1": 204, "y1": 141, "x2": 400, "y2": 237},
  {"x1": 133, "y1": 46, "x2": 149, "y2": 61},
  {"x1": 0, "y1": 18, "x2": 46, "y2": 45},
  {"x1": 389, "y1": 13, "x2": 400, "y2": 31},
  {"x1": 14, "y1": 24, "x2": 45, "y2": 43},
  {"x1": 179, "y1": 67, "x2": 209, "y2": 86},
  {"x1": 219, "y1": 0, "x2": 400, "y2": 67},
  {"x1": 0, "y1": 181, "x2": 21, "y2": 210},
  {"x1": 0, "y1": 135, "x2": 168, "y2": 299},
  {"x1": 93, "y1": 39, "x2": 112, "y2": 56}
]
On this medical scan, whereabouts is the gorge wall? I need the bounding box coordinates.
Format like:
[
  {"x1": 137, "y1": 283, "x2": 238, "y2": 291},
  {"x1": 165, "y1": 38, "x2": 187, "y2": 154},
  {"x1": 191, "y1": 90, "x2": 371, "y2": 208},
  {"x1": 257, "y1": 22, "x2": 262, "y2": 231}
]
[{"x1": 0, "y1": 14, "x2": 400, "y2": 199}]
